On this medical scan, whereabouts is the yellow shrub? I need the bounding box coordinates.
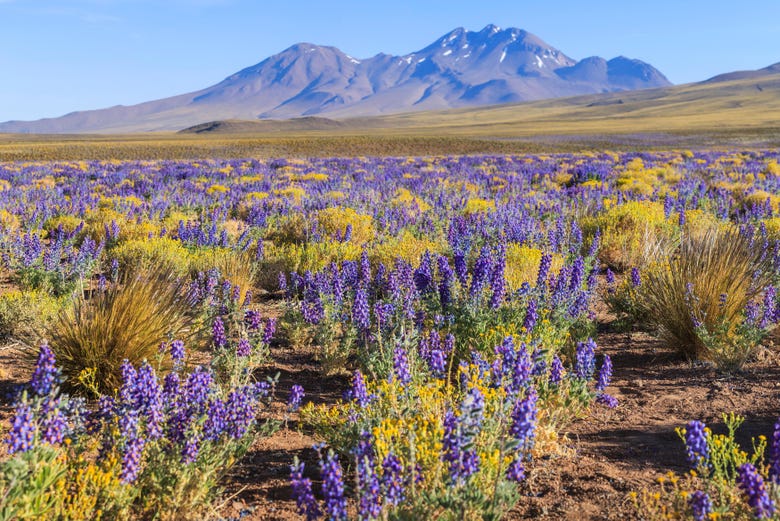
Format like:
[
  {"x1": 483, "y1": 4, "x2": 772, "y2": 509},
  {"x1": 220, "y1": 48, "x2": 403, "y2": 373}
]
[
  {"x1": 113, "y1": 237, "x2": 192, "y2": 276},
  {"x1": 615, "y1": 176, "x2": 654, "y2": 196},
  {"x1": 190, "y1": 248, "x2": 255, "y2": 303},
  {"x1": 296, "y1": 173, "x2": 329, "y2": 182},
  {"x1": 274, "y1": 186, "x2": 306, "y2": 202},
  {"x1": 463, "y1": 198, "x2": 495, "y2": 215},
  {"x1": 505, "y1": 245, "x2": 565, "y2": 291},
  {"x1": 766, "y1": 160, "x2": 780, "y2": 176},
  {"x1": 0, "y1": 289, "x2": 65, "y2": 341},
  {"x1": 260, "y1": 241, "x2": 362, "y2": 289},
  {"x1": 742, "y1": 190, "x2": 780, "y2": 211},
  {"x1": 391, "y1": 188, "x2": 431, "y2": 212},
  {"x1": 582, "y1": 200, "x2": 675, "y2": 270},
  {"x1": 206, "y1": 184, "x2": 229, "y2": 195},
  {"x1": 244, "y1": 191, "x2": 269, "y2": 202},
  {"x1": 0, "y1": 209, "x2": 19, "y2": 231},
  {"x1": 317, "y1": 207, "x2": 374, "y2": 244},
  {"x1": 370, "y1": 230, "x2": 444, "y2": 266}
]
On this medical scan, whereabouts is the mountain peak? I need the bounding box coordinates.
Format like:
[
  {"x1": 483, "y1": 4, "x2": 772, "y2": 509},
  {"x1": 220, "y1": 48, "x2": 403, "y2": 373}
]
[{"x1": 0, "y1": 25, "x2": 674, "y2": 133}]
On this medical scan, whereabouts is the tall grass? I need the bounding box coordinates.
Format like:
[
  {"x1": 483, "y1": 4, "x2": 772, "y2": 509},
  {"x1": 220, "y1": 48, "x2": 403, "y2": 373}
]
[
  {"x1": 640, "y1": 225, "x2": 774, "y2": 367},
  {"x1": 45, "y1": 268, "x2": 200, "y2": 394}
]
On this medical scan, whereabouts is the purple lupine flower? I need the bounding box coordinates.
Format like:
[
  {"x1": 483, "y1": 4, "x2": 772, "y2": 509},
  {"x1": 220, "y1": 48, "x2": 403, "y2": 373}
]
[
  {"x1": 549, "y1": 355, "x2": 564, "y2": 385},
  {"x1": 536, "y1": 253, "x2": 552, "y2": 290},
  {"x1": 30, "y1": 344, "x2": 59, "y2": 397},
  {"x1": 169, "y1": 339, "x2": 185, "y2": 365},
  {"x1": 511, "y1": 346, "x2": 533, "y2": 393},
  {"x1": 183, "y1": 366, "x2": 215, "y2": 414},
  {"x1": 737, "y1": 463, "x2": 775, "y2": 519},
  {"x1": 769, "y1": 418, "x2": 780, "y2": 482},
  {"x1": 569, "y1": 256, "x2": 585, "y2": 291},
  {"x1": 575, "y1": 338, "x2": 597, "y2": 380},
  {"x1": 523, "y1": 299, "x2": 538, "y2": 331},
  {"x1": 352, "y1": 286, "x2": 371, "y2": 331},
  {"x1": 181, "y1": 433, "x2": 200, "y2": 464},
  {"x1": 470, "y1": 246, "x2": 493, "y2": 298},
  {"x1": 438, "y1": 255, "x2": 453, "y2": 308},
  {"x1": 204, "y1": 399, "x2": 227, "y2": 441},
  {"x1": 256, "y1": 238, "x2": 265, "y2": 261},
  {"x1": 120, "y1": 436, "x2": 144, "y2": 484},
  {"x1": 320, "y1": 451, "x2": 348, "y2": 521},
  {"x1": 413, "y1": 252, "x2": 434, "y2": 293},
  {"x1": 349, "y1": 370, "x2": 371, "y2": 408},
  {"x1": 291, "y1": 461, "x2": 322, "y2": 521},
  {"x1": 224, "y1": 387, "x2": 257, "y2": 438},
  {"x1": 442, "y1": 410, "x2": 479, "y2": 485},
  {"x1": 262, "y1": 318, "x2": 277, "y2": 344},
  {"x1": 444, "y1": 333, "x2": 455, "y2": 354},
  {"x1": 429, "y1": 348, "x2": 446, "y2": 378},
  {"x1": 40, "y1": 399, "x2": 67, "y2": 445},
  {"x1": 510, "y1": 388, "x2": 538, "y2": 451},
  {"x1": 288, "y1": 384, "x2": 305, "y2": 412},
  {"x1": 453, "y1": 250, "x2": 468, "y2": 287},
  {"x1": 630, "y1": 267, "x2": 641, "y2": 288},
  {"x1": 236, "y1": 337, "x2": 251, "y2": 357},
  {"x1": 393, "y1": 345, "x2": 411, "y2": 385},
  {"x1": 7, "y1": 403, "x2": 35, "y2": 454},
  {"x1": 382, "y1": 453, "x2": 405, "y2": 505},
  {"x1": 688, "y1": 491, "x2": 712, "y2": 521},
  {"x1": 684, "y1": 420, "x2": 709, "y2": 468},
  {"x1": 212, "y1": 317, "x2": 227, "y2": 348},
  {"x1": 596, "y1": 355, "x2": 613, "y2": 392},
  {"x1": 355, "y1": 432, "x2": 381, "y2": 519},
  {"x1": 506, "y1": 457, "x2": 526, "y2": 483},
  {"x1": 605, "y1": 268, "x2": 615, "y2": 285},
  {"x1": 596, "y1": 393, "x2": 619, "y2": 408}
]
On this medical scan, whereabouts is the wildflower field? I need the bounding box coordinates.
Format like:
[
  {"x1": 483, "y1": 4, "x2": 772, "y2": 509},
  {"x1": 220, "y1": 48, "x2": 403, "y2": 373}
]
[{"x1": 1, "y1": 150, "x2": 780, "y2": 520}]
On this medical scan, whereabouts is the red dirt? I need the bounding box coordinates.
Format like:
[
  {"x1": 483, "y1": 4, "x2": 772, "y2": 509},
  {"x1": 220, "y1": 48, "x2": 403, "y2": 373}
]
[
  {"x1": 3, "y1": 301, "x2": 780, "y2": 520},
  {"x1": 220, "y1": 327, "x2": 780, "y2": 521}
]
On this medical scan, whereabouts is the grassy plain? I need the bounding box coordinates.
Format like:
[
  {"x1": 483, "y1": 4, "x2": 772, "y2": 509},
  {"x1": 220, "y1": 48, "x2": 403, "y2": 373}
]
[{"x1": 2, "y1": 72, "x2": 780, "y2": 160}]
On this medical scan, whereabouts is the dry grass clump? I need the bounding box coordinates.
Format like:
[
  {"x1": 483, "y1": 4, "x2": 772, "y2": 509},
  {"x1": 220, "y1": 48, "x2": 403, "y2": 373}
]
[
  {"x1": 640, "y1": 225, "x2": 774, "y2": 366},
  {"x1": 45, "y1": 268, "x2": 200, "y2": 395}
]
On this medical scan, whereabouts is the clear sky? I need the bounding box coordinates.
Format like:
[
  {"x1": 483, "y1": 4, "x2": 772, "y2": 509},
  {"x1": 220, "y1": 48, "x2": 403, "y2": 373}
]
[{"x1": 1, "y1": 0, "x2": 779, "y2": 121}]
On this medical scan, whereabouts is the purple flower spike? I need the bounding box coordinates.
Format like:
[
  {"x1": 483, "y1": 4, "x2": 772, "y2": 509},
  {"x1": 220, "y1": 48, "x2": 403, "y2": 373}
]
[
  {"x1": 291, "y1": 461, "x2": 322, "y2": 521},
  {"x1": 684, "y1": 420, "x2": 709, "y2": 468},
  {"x1": 738, "y1": 463, "x2": 775, "y2": 519},
  {"x1": 31, "y1": 344, "x2": 59, "y2": 397},
  {"x1": 288, "y1": 384, "x2": 305, "y2": 412}
]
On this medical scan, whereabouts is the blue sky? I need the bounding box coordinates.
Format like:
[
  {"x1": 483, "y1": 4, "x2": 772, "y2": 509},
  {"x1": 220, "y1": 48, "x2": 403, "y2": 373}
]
[{"x1": 1, "y1": 0, "x2": 779, "y2": 121}]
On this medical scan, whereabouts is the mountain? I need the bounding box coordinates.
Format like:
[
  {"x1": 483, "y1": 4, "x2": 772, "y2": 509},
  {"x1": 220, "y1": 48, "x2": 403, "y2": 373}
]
[{"x1": 0, "y1": 25, "x2": 671, "y2": 133}]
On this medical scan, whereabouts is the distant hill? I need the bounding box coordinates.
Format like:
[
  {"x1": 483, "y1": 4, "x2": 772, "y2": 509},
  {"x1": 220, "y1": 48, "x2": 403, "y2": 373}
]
[
  {"x1": 0, "y1": 24, "x2": 670, "y2": 133},
  {"x1": 178, "y1": 117, "x2": 344, "y2": 134},
  {"x1": 704, "y1": 62, "x2": 780, "y2": 83}
]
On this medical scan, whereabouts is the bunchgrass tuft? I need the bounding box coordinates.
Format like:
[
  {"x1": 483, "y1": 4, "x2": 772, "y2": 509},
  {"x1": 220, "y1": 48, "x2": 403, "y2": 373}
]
[
  {"x1": 44, "y1": 268, "x2": 200, "y2": 395},
  {"x1": 640, "y1": 225, "x2": 774, "y2": 368}
]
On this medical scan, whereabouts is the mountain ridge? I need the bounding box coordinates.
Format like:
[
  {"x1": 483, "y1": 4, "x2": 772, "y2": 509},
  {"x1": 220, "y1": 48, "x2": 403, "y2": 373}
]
[{"x1": 1, "y1": 24, "x2": 672, "y2": 133}]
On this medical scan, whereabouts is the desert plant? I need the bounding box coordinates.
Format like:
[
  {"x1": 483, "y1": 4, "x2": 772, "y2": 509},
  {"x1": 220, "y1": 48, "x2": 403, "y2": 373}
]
[
  {"x1": 639, "y1": 225, "x2": 775, "y2": 368},
  {"x1": 0, "y1": 290, "x2": 65, "y2": 342},
  {"x1": 44, "y1": 267, "x2": 201, "y2": 395}
]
